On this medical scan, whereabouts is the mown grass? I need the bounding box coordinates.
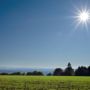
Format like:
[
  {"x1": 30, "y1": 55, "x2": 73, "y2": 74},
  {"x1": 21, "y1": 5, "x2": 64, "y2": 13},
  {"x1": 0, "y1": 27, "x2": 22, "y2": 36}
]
[{"x1": 0, "y1": 76, "x2": 90, "y2": 90}]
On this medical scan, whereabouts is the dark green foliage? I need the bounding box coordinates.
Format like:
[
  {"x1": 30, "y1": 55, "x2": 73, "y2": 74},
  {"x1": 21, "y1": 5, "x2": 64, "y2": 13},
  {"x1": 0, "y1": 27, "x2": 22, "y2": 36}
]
[
  {"x1": 27, "y1": 72, "x2": 32, "y2": 75},
  {"x1": 64, "y1": 62, "x2": 74, "y2": 76},
  {"x1": 10, "y1": 72, "x2": 22, "y2": 75},
  {"x1": 53, "y1": 62, "x2": 74, "y2": 76},
  {"x1": 0, "y1": 72, "x2": 8, "y2": 75},
  {"x1": 88, "y1": 66, "x2": 90, "y2": 76},
  {"x1": 27, "y1": 71, "x2": 44, "y2": 76},
  {"x1": 32, "y1": 71, "x2": 44, "y2": 76},
  {"x1": 53, "y1": 68, "x2": 63, "y2": 76},
  {"x1": 47, "y1": 73, "x2": 52, "y2": 76},
  {"x1": 75, "y1": 66, "x2": 88, "y2": 76}
]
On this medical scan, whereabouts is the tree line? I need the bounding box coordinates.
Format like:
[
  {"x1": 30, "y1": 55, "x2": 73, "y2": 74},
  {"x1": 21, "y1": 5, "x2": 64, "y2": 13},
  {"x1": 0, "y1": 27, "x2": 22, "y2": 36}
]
[
  {"x1": 0, "y1": 71, "x2": 43, "y2": 76},
  {"x1": 0, "y1": 62, "x2": 90, "y2": 76},
  {"x1": 53, "y1": 62, "x2": 90, "y2": 76}
]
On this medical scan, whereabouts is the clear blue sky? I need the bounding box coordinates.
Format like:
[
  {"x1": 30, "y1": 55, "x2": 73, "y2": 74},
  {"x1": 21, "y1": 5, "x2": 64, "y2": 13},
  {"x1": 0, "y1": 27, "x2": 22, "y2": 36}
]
[{"x1": 0, "y1": 0, "x2": 90, "y2": 68}]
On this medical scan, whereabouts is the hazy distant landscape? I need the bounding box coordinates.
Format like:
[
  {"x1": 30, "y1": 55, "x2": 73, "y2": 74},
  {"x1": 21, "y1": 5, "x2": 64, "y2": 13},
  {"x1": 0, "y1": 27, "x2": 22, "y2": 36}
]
[{"x1": 0, "y1": 68, "x2": 54, "y2": 75}]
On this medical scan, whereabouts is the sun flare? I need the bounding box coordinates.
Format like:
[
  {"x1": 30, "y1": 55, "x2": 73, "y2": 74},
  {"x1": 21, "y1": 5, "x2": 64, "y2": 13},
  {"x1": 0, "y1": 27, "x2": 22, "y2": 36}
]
[
  {"x1": 73, "y1": 7, "x2": 90, "y2": 29},
  {"x1": 79, "y1": 11, "x2": 89, "y2": 22}
]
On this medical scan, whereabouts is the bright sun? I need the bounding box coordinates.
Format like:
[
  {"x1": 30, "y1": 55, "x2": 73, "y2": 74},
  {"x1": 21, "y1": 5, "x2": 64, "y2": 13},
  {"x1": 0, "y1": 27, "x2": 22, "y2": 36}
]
[
  {"x1": 79, "y1": 11, "x2": 89, "y2": 22},
  {"x1": 73, "y1": 7, "x2": 90, "y2": 29}
]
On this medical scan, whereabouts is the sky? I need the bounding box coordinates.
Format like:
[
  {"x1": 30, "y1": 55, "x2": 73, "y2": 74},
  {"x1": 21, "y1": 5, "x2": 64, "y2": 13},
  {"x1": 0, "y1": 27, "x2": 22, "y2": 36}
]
[{"x1": 0, "y1": 0, "x2": 90, "y2": 69}]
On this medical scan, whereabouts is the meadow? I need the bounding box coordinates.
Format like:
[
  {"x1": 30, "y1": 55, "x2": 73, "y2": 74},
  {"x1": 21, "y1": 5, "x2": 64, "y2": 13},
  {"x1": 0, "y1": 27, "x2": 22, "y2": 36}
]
[{"x1": 0, "y1": 76, "x2": 90, "y2": 90}]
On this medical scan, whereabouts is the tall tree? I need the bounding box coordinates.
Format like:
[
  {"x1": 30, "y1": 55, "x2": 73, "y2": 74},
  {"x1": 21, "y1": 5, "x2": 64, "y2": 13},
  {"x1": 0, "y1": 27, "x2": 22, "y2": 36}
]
[{"x1": 64, "y1": 62, "x2": 74, "y2": 76}]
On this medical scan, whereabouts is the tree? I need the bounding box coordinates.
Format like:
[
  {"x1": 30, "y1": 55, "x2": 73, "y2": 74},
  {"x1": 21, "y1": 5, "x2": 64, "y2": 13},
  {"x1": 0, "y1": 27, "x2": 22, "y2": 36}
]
[
  {"x1": 32, "y1": 71, "x2": 44, "y2": 76},
  {"x1": 27, "y1": 72, "x2": 32, "y2": 75},
  {"x1": 75, "y1": 66, "x2": 88, "y2": 76},
  {"x1": 0, "y1": 72, "x2": 8, "y2": 75},
  {"x1": 10, "y1": 72, "x2": 21, "y2": 75},
  {"x1": 47, "y1": 72, "x2": 52, "y2": 76},
  {"x1": 27, "y1": 71, "x2": 44, "y2": 76},
  {"x1": 64, "y1": 62, "x2": 74, "y2": 76},
  {"x1": 88, "y1": 66, "x2": 90, "y2": 76},
  {"x1": 53, "y1": 68, "x2": 63, "y2": 76}
]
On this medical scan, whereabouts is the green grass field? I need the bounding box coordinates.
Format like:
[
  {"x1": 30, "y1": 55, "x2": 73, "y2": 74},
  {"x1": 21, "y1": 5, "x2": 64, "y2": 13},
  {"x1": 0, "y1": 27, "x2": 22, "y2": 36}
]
[{"x1": 0, "y1": 76, "x2": 90, "y2": 90}]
